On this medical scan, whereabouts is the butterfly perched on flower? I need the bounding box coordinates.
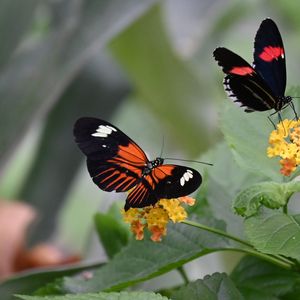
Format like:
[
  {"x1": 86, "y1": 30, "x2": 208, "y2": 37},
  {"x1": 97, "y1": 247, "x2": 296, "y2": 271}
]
[
  {"x1": 213, "y1": 18, "x2": 294, "y2": 115},
  {"x1": 73, "y1": 118, "x2": 202, "y2": 211}
]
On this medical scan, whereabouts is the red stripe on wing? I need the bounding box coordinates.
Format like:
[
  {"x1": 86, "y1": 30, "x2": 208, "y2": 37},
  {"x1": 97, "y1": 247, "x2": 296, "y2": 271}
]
[
  {"x1": 229, "y1": 66, "x2": 254, "y2": 75},
  {"x1": 259, "y1": 46, "x2": 284, "y2": 62}
]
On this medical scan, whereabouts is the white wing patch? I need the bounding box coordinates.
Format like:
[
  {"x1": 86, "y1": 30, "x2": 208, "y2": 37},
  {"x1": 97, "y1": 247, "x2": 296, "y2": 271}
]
[
  {"x1": 223, "y1": 77, "x2": 240, "y2": 104},
  {"x1": 180, "y1": 169, "x2": 193, "y2": 186},
  {"x1": 92, "y1": 125, "x2": 117, "y2": 138}
]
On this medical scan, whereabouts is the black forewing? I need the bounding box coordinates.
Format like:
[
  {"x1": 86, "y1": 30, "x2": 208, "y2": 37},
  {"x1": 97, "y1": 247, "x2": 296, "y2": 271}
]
[
  {"x1": 214, "y1": 47, "x2": 277, "y2": 111},
  {"x1": 214, "y1": 47, "x2": 254, "y2": 75},
  {"x1": 74, "y1": 117, "x2": 148, "y2": 192},
  {"x1": 254, "y1": 18, "x2": 286, "y2": 96}
]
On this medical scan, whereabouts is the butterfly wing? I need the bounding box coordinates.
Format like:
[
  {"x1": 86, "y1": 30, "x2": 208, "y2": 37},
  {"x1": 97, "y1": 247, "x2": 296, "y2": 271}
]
[
  {"x1": 254, "y1": 18, "x2": 286, "y2": 97},
  {"x1": 124, "y1": 165, "x2": 202, "y2": 210},
  {"x1": 213, "y1": 47, "x2": 277, "y2": 112},
  {"x1": 74, "y1": 117, "x2": 148, "y2": 192}
]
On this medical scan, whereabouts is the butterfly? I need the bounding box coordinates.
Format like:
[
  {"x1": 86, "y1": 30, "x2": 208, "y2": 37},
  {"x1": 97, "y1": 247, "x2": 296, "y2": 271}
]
[
  {"x1": 73, "y1": 117, "x2": 202, "y2": 211},
  {"x1": 213, "y1": 18, "x2": 294, "y2": 115}
]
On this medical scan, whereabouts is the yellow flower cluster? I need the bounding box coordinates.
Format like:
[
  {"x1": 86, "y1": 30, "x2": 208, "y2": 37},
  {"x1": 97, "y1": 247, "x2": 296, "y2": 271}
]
[
  {"x1": 122, "y1": 196, "x2": 195, "y2": 242},
  {"x1": 267, "y1": 119, "x2": 300, "y2": 176}
]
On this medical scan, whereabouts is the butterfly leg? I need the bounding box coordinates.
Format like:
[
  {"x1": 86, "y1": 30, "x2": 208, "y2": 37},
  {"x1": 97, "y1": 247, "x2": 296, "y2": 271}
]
[
  {"x1": 289, "y1": 101, "x2": 299, "y2": 120},
  {"x1": 267, "y1": 114, "x2": 276, "y2": 129}
]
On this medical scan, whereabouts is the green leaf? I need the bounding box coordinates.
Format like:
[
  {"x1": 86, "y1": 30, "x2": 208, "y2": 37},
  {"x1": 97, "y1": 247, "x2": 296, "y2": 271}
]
[
  {"x1": 245, "y1": 210, "x2": 300, "y2": 260},
  {"x1": 231, "y1": 256, "x2": 300, "y2": 300},
  {"x1": 16, "y1": 291, "x2": 169, "y2": 300},
  {"x1": 203, "y1": 142, "x2": 268, "y2": 237},
  {"x1": 220, "y1": 101, "x2": 282, "y2": 181},
  {"x1": 233, "y1": 181, "x2": 300, "y2": 217},
  {"x1": 171, "y1": 272, "x2": 244, "y2": 300},
  {"x1": 0, "y1": 262, "x2": 102, "y2": 300},
  {"x1": 35, "y1": 217, "x2": 234, "y2": 294},
  {"x1": 110, "y1": 5, "x2": 214, "y2": 156},
  {"x1": 94, "y1": 210, "x2": 130, "y2": 259}
]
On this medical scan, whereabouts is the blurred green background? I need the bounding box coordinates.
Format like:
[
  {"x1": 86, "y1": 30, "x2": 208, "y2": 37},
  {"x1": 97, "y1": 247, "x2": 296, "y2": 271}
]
[{"x1": 1, "y1": 0, "x2": 300, "y2": 274}]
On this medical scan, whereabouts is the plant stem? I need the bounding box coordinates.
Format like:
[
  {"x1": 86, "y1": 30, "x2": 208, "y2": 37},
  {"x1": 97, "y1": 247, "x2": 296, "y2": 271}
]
[
  {"x1": 182, "y1": 219, "x2": 295, "y2": 270},
  {"x1": 182, "y1": 219, "x2": 253, "y2": 248},
  {"x1": 283, "y1": 204, "x2": 288, "y2": 214},
  {"x1": 177, "y1": 266, "x2": 189, "y2": 285}
]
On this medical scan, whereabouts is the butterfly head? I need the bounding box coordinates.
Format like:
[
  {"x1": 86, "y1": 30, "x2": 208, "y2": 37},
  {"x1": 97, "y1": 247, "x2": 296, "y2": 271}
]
[
  {"x1": 276, "y1": 95, "x2": 292, "y2": 111},
  {"x1": 143, "y1": 158, "x2": 164, "y2": 176},
  {"x1": 147, "y1": 157, "x2": 164, "y2": 169}
]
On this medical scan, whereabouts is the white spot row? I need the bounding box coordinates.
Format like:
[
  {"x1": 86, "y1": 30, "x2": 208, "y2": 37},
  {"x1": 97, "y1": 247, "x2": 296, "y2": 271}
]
[
  {"x1": 91, "y1": 125, "x2": 117, "y2": 138},
  {"x1": 180, "y1": 169, "x2": 193, "y2": 186}
]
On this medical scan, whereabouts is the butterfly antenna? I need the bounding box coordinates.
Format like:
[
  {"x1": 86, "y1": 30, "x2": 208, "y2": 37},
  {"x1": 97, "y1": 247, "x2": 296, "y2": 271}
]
[
  {"x1": 159, "y1": 135, "x2": 165, "y2": 158},
  {"x1": 164, "y1": 157, "x2": 213, "y2": 166}
]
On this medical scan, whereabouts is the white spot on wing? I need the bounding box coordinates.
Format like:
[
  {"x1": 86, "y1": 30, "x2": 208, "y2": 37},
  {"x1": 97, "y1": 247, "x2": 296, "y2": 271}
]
[
  {"x1": 180, "y1": 170, "x2": 194, "y2": 186},
  {"x1": 91, "y1": 125, "x2": 117, "y2": 138},
  {"x1": 184, "y1": 172, "x2": 190, "y2": 182},
  {"x1": 180, "y1": 177, "x2": 185, "y2": 186},
  {"x1": 106, "y1": 125, "x2": 117, "y2": 132}
]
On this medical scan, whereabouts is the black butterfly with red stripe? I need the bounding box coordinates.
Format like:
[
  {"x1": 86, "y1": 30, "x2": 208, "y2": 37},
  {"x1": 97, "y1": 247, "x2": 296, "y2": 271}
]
[
  {"x1": 73, "y1": 117, "x2": 202, "y2": 211},
  {"x1": 213, "y1": 18, "x2": 293, "y2": 114}
]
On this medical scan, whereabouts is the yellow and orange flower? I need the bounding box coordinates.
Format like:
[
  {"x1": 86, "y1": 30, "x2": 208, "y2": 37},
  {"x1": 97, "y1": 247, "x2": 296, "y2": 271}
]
[
  {"x1": 122, "y1": 196, "x2": 195, "y2": 242},
  {"x1": 267, "y1": 119, "x2": 300, "y2": 176}
]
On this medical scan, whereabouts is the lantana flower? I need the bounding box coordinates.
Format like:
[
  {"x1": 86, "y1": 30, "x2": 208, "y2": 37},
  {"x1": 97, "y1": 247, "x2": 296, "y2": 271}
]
[
  {"x1": 122, "y1": 196, "x2": 195, "y2": 242},
  {"x1": 267, "y1": 119, "x2": 300, "y2": 176}
]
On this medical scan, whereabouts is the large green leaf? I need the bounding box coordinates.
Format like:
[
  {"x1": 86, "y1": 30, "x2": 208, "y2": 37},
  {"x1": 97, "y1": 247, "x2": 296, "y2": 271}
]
[
  {"x1": 110, "y1": 5, "x2": 214, "y2": 156},
  {"x1": 233, "y1": 181, "x2": 300, "y2": 217},
  {"x1": 220, "y1": 101, "x2": 282, "y2": 182},
  {"x1": 171, "y1": 272, "x2": 244, "y2": 300},
  {"x1": 0, "y1": 0, "x2": 158, "y2": 168},
  {"x1": 94, "y1": 209, "x2": 130, "y2": 259},
  {"x1": 35, "y1": 216, "x2": 234, "y2": 294},
  {"x1": 245, "y1": 210, "x2": 300, "y2": 261},
  {"x1": 17, "y1": 292, "x2": 169, "y2": 300},
  {"x1": 203, "y1": 142, "x2": 267, "y2": 237},
  {"x1": 0, "y1": 262, "x2": 102, "y2": 300},
  {"x1": 231, "y1": 256, "x2": 300, "y2": 300}
]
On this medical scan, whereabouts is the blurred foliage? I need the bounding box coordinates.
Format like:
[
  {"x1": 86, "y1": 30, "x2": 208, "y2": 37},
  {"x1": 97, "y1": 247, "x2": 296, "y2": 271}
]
[{"x1": 2, "y1": 0, "x2": 300, "y2": 299}]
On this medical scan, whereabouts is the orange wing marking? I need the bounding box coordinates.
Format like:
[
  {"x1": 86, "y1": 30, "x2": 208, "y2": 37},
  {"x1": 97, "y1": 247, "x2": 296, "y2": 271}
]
[
  {"x1": 95, "y1": 167, "x2": 115, "y2": 178},
  {"x1": 128, "y1": 184, "x2": 148, "y2": 205},
  {"x1": 114, "y1": 177, "x2": 136, "y2": 191},
  {"x1": 117, "y1": 143, "x2": 148, "y2": 165},
  {"x1": 100, "y1": 170, "x2": 120, "y2": 184},
  {"x1": 152, "y1": 166, "x2": 174, "y2": 184}
]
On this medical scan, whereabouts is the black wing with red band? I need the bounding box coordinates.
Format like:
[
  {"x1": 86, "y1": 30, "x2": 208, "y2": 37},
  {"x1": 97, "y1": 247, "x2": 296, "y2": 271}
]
[
  {"x1": 213, "y1": 47, "x2": 276, "y2": 112},
  {"x1": 74, "y1": 117, "x2": 202, "y2": 210},
  {"x1": 213, "y1": 18, "x2": 288, "y2": 113},
  {"x1": 254, "y1": 18, "x2": 286, "y2": 97}
]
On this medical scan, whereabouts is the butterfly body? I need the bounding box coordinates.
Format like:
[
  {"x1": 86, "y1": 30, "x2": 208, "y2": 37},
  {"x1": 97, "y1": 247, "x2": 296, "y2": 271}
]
[
  {"x1": 74, "y1": 118, "x2": 201, "y2": 210},
  {"x1": 213, "y1": 18, "x2": 292, "y2": 114}
]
